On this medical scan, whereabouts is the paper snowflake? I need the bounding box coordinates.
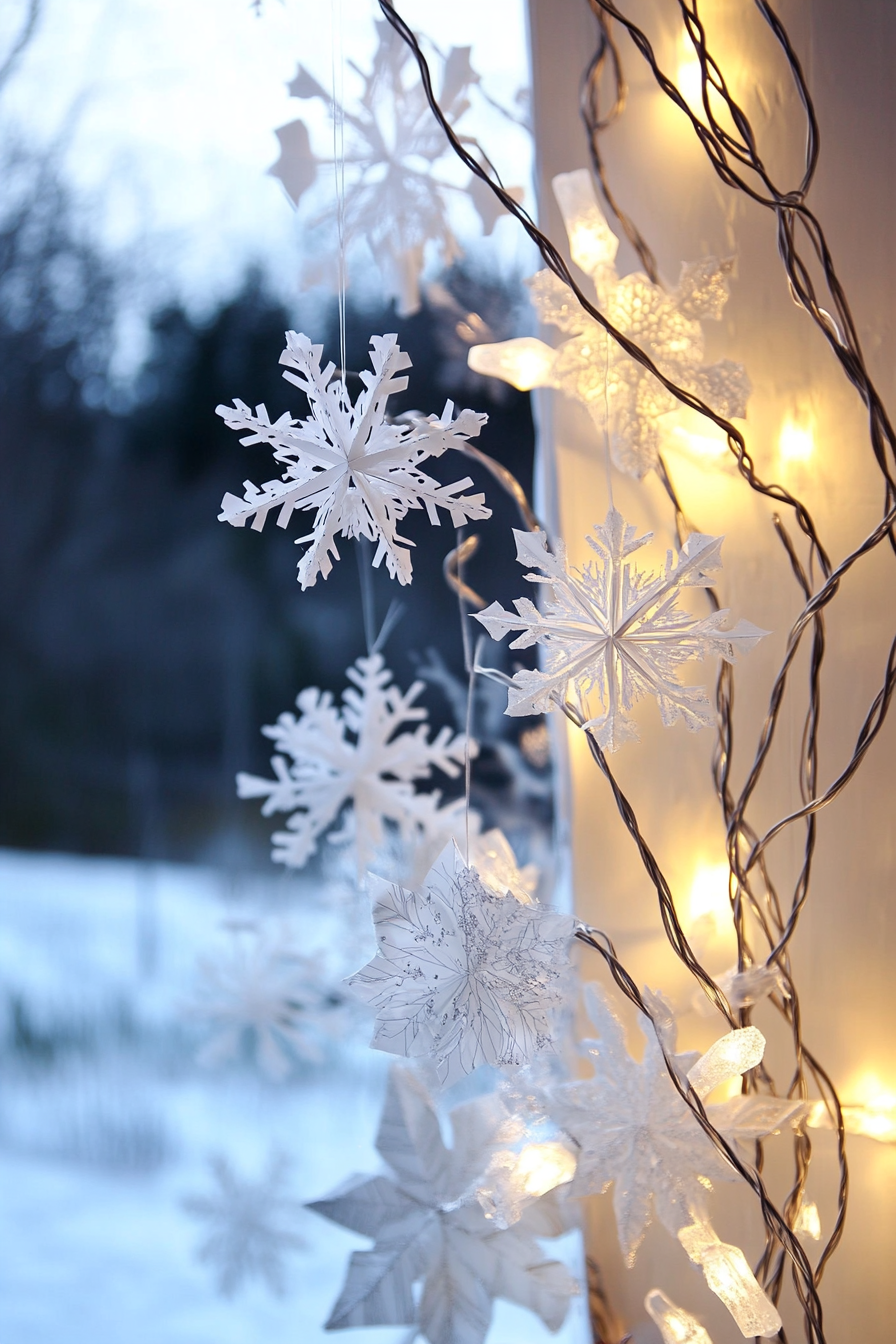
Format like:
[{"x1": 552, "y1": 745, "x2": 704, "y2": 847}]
[
  {"x1": 183, "y1": 1151, "x2": 305, "y2": 1296},
  {"x1": 475, "y1": 510, "x2": 767, "y2": 751},
  {"x1": 550, "y1": 984, "x2": 802, "y2": 1265},
  {"x1": 347, "y1": 841, "x2": 575, "y2": 1086},
  {"x1": 468, "y1": 169, "x2": 750, "y2": 477},
  {"x1": 268, "y1": 23, "x2": 523, "y2": 315},
  {"x1": 237, "y1": 653, "x2": 471, "y2": 878},
  {"x1": 217, "y1": 331, "x2": 490, "y2": 588},
  {"x1": 309, "y1": 1066, "x2": 577, "y2": 1343},
  {"x1": 185, "y1": 922, "x2": 342, "y2": 1079}
]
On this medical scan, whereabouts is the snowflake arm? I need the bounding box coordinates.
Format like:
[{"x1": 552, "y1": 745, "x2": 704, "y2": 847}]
[
  {"x1": 347, "y1": 842, "x2": 575, "y2": 1086},
  {"x1": 475, "y1": 510, "x2": 767, "y2": 750},
  {"x1": 218, "y1": 332, "x2": 489, "y2": 587}
]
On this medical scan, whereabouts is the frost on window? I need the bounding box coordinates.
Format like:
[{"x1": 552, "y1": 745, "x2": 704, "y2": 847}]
[{"x1": 217, "y1": 331, "x2": 490, "y2": 588}]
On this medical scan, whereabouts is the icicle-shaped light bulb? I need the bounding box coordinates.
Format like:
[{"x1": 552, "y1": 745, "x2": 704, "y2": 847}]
[
  {"x1": 793, "y1": 1199, "x2": 822, "y2": 1240},
  {"x1": 468, "y1": 336, "x2": 556, "y2": 392},
  {"x1": 552, "y1": 170, "x2": 619, "y2": 277},
  {"x1": 687, "y1": 1025, "x2": 765, "y2": 1099},
  {"x1": 645, "y1": 1289, "x2": 714, "y2": 1344},
  {"x1": 678, "y1": 1220, "x2": 782, "y2": 1338}
]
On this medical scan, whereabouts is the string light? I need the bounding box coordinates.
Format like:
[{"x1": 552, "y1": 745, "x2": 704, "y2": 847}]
[
  {"x1": 687, "y1": 861, "x2": 731, "y2": 936},
  {"x1": 678, "y1": 1219, "x2": 782, "y2": 1338},
  {"x1": 645, "y1": 1289, "x2": 714, "y2": 1344},
  {"x1": 779, "y1": 415, "x2": 815, "y2": 463},
  {"x1": 793, "y1": 1199, "x2": 822, "y2": 1240}
]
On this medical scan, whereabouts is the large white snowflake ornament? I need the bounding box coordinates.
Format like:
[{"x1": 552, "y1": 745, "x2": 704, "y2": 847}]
[
  {"x1": 347, "y1": 841, "x2": 575, "y2": 1086},
  {"x1": 217, "y1": 331, "x2": 490, "y2": 588},
  {"x1": 183, "y1": 1151, "x2": 306, "y2": 1297},
  {"x1": 237, "y1": 653, "x2": 471, "y2": 878},
  {"x1": 309, "y1": 1066, "x2": 577, "y2": 1343},
  {"x1": 185, "y1": 921, "x2": 343, "y2": 1079},
  {"x1": 475, "y1": 510, "x2": 767, "y2": 751},
  {"x1": 269, "y1": 23, "x2": 524, "y2": 315},
  {"x1": 468, "y1": 169, "x2": 750, "y2": 477},
  {"x1": 550, "y1": 984, "x2": 803, "y2": 1266}
]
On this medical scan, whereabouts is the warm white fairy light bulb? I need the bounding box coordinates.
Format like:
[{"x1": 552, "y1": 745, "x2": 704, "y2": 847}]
[
  {"x1": 645, "y1": 1289, "x2": 714, "y2": 1344},
  {"x1": 793, "y1": 1199, "x2": 822, "y2": 1240},
  {"x1": 687, "y1": 1026, "x2": 766, "y2": 1099},
  {"x1": 688, "y1": 861, "x2": 732, "y2": 935},
  {"x1": 511, "y1": 1142, "x2": 577, "y2": 1199},
  {"x1": 676, "y1": 36, "x2": 705, "y2": 117},
  {"x1": 678, "y1": 1220, "x2": 782, "y2": 1338},
  {"x1": 468, "y1": 336, "x2": 557, "y2": 392},
  {"x1": 779, "y1": 415, "x2": 814, "y2": 463}
]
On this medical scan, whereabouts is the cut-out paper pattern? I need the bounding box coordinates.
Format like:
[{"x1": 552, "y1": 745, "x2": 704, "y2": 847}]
[
  {"x1": 269, "y1": 22, "x2": 523, "y2": 315},
  {"x1": 468, "y1": 169, "x2": 750, "y2": 477},
  {"x1": 309, "y1": 1066, "x2": 576, "y2": 1343},
  {"x1": 183, "y1": 1151, "x2": 305, "y2": 1296},
  {"x1": 218, "y1": 331, "x2": 489, "y2": 587},
  {"x1": 550, "y1": 984, "x2": 801, "y2": 1265},
  {"x1": 475, "y1": 510, "x2": 767, "y2": 750},
  {"x1": 185, "y1": 921, "x2": 342, "y2": 1078},
  {"x1": 236, "y1": 654, "x2": 470, "y2": 877},
  {"x1": 347, "y1": 841, "x2": 575, "y2": 1086}
]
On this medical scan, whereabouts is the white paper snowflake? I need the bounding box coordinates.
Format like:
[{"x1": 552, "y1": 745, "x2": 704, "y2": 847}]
[
  {"x1": 347, "y1": 841, "x2": 575, "y2": 1086},
  {"x1": 308, "y1": 1066, "x2": 577, "y2": 1344},
  {"x1": 217, "y1": 331, "x2": 490, "y2": 588},
  {"x1": 185, "y1": 922, "x2": 343, "y2": 1079},
  {"x1": 237, "y1": 653, "x2": 471, "y2": 878},
  {"x1": 549, "y1": 984, "x2": 802, "y2": 1265},
  {"x1": 475, "y1": 510, "x2": 767, "y2": 751},
  {"x1": 269, "y1": 23, "x2": 523, "y2": 315},
  {"x1": 468, "y1": 169, "x2": 750, "y2": 477},
  {"x1": 183, "y1": 1151, "x2": 305, "y2": 1296}
]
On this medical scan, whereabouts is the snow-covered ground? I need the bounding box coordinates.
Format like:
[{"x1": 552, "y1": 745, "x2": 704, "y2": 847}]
[{"x1": 0, "y1": 847, "x2": 589, "y2": 1343}]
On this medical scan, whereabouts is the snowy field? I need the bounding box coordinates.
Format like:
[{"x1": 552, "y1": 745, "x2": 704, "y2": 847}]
[{"x1": 0, "y1": 847, "x2": 589, "y2": 1343}]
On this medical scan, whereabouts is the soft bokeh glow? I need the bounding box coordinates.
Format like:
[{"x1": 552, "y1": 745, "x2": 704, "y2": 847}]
[
  {"x1": 645, "y1": 1289, "x2": 714, "y2": 1344},
  {"x1": 779, "y1": 416, "x2": 815, "y2": 463},
  {"x1": 688, "y1": 861, "x2": 732, "y2": 935},
  {"x1": 468, "y1": 336, "x2": 556, "y2": 391},
  {"x1": 511, "y1": 1141, "x2": 577, "y2": 1199},
  {"x1": 676, "y1": 38, "x2": 705, "y2": 117}
]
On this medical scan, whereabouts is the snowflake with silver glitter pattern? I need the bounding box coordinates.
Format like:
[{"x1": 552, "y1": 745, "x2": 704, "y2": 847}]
[{"x1": 347, "y1": 841, "x2": 575, "y2": 1086}]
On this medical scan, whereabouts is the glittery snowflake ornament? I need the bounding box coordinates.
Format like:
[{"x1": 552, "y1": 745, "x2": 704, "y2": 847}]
[
  {"x1": 475, "y1": 510, "x2": 767, "y2": 750},
  {"x1": 468, "y1": 169, "x2": 750, "y2": 477},
  {"x1": 347, "y1": 841, "x2": 575, "y2": 1086},
  {"x1": 309, "y1": 1066, "x2": 576, "y2": 1343},
  {"x1": 550, "y1": 985, "x2": 802, "y2": 1266},
  {"x1": 236, "y1": 653, "x2": 471, "y2": 877},
  {"x1": 183, "y1": 1151, "x2": 305, "y2": 1296},
  {"x1": 268, "y1": 23, "x2": 523, "y2": 316},
  {"x1": 217, "y1": 332, "x2": 490, "y2": 587}
]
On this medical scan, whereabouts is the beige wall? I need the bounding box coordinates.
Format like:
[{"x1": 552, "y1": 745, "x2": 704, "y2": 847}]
[{"x1": 527, "y1": 1, "x2": 896, "y2": 1339}]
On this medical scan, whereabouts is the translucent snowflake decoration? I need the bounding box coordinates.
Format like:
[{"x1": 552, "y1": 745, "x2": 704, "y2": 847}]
[
  {"x1": 309, "y1": 1066, "x2": 577, "y2": 1343},
  {"x1": 475, "y1": 511, "x2": 767, "y2": 751},
  {"x1": 347, "y1": 841, "x2": 575, "y2": 1086},
  {"x1": 183, "y1": 1151, "x2": 305, "y2": 1297},
  {"x1": 217, "y1": 331, "x2": 489, "y2": 588},
  {"x1": 468, "y1": 169, "x2": 750, "y2": 477},
  {"x1": 269, "y1": 22, "x2": 524, "y2": 315},
  {"x1": 549, "y1": 984, "x2": 803, "y2": 1266},
  {"x1": 237, "y1": 653, "x2": 471, "y2": 878},
  {"x1": 185, "y1": 922, "x2": 343, "y2": 1079}
]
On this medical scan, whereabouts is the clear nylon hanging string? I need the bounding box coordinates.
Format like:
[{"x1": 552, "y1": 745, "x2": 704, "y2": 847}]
[{"x1": 330, "y1": 0, "x2": 347, "y2": 380}]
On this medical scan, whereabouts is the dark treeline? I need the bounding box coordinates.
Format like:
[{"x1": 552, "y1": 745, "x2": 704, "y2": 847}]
[{"x1": 0, "y1": 161, "x2": 540, "y2": 863}]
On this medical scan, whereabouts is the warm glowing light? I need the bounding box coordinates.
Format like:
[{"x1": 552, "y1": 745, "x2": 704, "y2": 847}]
[
  {"x1": 688, "y1": 861, "x2": 732, "y2": 935},
  {"x1": 808, "y1": 1075, "x2": 896, "y2": 1143},
  {"x1": 793, "y1": 1199, "x2": 822, "y2": 1240},
  {"x1": 511, "y1": 1142, "x2": 577, "y2": 1199},
  {"x1": 666, "y1": 421, "x2": 729, "y2": 461},
  {"x1": 645, "y1": 1289, "x2": 714, "y2": 1344},
  {"x1": 779, "y1": 416, "x2": 814, "y2": 463},
  {"x1": 679, "y1": 1220, "x2": 782, "y2": 1338},
  {"x1": 676, "y1": 37, "x2": 705, "y2": 117},
  {"x1": 552, "y1": 170, "x2": 619, "y2": 274},
  {"x1": 468, "y1": 336, "x2": 556, "y2": 392},
  {"x1": 687, "y1": 1026, "x2": 765, "y2": 1100}
]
